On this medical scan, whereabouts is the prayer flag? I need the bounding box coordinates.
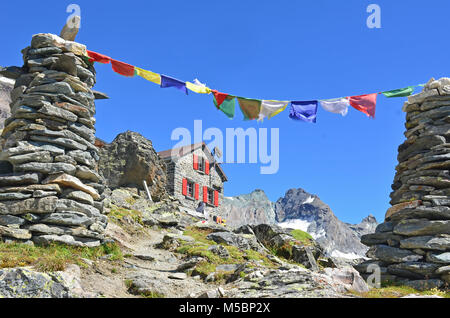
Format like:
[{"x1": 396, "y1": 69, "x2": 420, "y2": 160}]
[
  {"x1": 382, "y1": 86, "x2": 415, "y2": 98},
  {"x1": 161, "y1": 75, "x2": 188, "y2": 95},
  {"x1": 289, "y1": 101, "x2": 318, "y2": 123},
  {"x1": 87, "y1": 50, "x2": 111, "y2": 64},
  {"x1": 111, "y1": 59, "x2": 135, "y2": 77},
  {"x1": 237, "y1": 97, "x2": 262, "y2": 120},
  {"x1": 320, "y1": 98, "x2": 350, "y2": 116},
  {"x1": 259, "y1": 100, "x2": 289, "y2": 121},
  {"x1": 186, "y1": 82, "x2": 211, "y2": 94},
  {"x1": 348, "y1": 93, "x2": 377, "y2": 118},
  {"x1": 135, "y1": 67, "x2": 161, "y2": 85},
  {"x1": 213, "y1": 95, "x2": 236, "y2": 119},
  {"x1": 212, "y1": 90, "x2": 229, "y2": 107}
]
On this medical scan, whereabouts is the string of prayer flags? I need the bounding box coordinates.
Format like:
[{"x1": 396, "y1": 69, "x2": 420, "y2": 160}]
[
  {"x1": 161, "y1": 75, "x2": 188, "y2": 95},
  {"x1": 258, "y1": 100, "x2": 289, "y2": 122},
  {"x1": 289, "y1": 101, "x2": 318, "y2": 123},
  {"x1": 382, "y1": 86, "x2": 415, "y2": 98},
  {"x1": 87, "y1": 50, "x2": 111, "y2": 64},
  {"x1": 320, "y1": 98, "x2": 350, "y2": 116},
  {"x1": 238, "y1": 97, "x2": 262, "y2": 121},
  {"x1": 135, "y1": 67, "x2": 161, "y2": 85},
  {"x1": 84, "y1": 49, "x2": 425, "y2": 124},
  {"x1": 348, "y1": 93, "x2": 377, "y2": 118},
  {"x1": 111, "y1": 59, "x2": 135, "y2": 77},
  {"x1": 213, "y1": 94, "x2": 236, "y2": 119}
]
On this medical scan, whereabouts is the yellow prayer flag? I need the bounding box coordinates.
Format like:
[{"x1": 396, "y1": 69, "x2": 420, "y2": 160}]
[
  {"x1": 135, "y1": 67, "x2": 161, "y2": 85},
  {"x1": 186, "y1": 82, "x2": 212, "y2": 94}
]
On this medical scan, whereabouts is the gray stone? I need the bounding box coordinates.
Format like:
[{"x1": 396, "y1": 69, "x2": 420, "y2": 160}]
[
  {"x1": 0, "y1": 215, "x2": 26, "y2": 227},
  {"x1": 8, "y1": 151, "x2": 53, "y2": 165},
  {"x1": 177, "y1": 257, "x2": 205, "y2": 271},
  {"x1": 14, "y1": 162, "x2": 77, "y2": 175},
  {"x1": 27, "y1": 82, "x2": 73, "y2": 96},
  {"x1": 206, "y1": 232, "x2": 251, "y2": 250},
  {"x1": 55, "y1": 199, "x2": 101, "y2": 218},
  {"x1": 361, "y1": 232, "x2": 403, "y2": 246},
  {"x1": 0, "y1": 268, "x2": 71, "y2": 298},
  {"x1": 33, "y1": 234, "x2": 100, "y2": 247},
  {"x1": 387, "y1": 262, "x2": 440, "y2": 279},
  {"x1": 403, "y1": 279, "x2": 445, "y2": 291},
  {"x1": 54, "y1": 155, "x2": 77, "y2": 166},
  {"x1": 208, "y1": 245, "x2": 230, "y2": 259},
  {"x1": 168, "y1": 273, "x2": 187, "y2": 280},
  {"x1": 400, "y1": 235, "x2": 450, "y2": 251},
  {"x1": 28, "y1": 46, "x2": 63, "y2": 56},
  {"x1": 388, "y1": 206, "x2": 450, "y2": 222},
  {"x1": 75, "y1": 166, "x2": 101, "y2": 183},
  {"x1": 0, "y1": 173, "x2": 40, "y2": 187},
  {"x1": 0, "y1": 192, "x2": 32, "y2": 201},
  {"x1": 133, "y1": 253, "x2": 155, "y2": 261},
  {"x1": 37, "y1": 103, "x2": 77, "y2": 122},
  {"x1": 30, "y1": 135, "x2": 87, "y2": 151},
  {"x1": 291, "y1": 245, "x2": 319, "y2": 271},
  {"x1": 426, "y1": 252, "x2": 450, "y2": 264},
  {"x1": 375, "y1": 222, "x2": 395, "y2": 233},
  {"x1": 366, "y1": 245, "x2": 423, "y2": 263},
  {"x1": 435, "y1": 265, "x2": 450, "y2": 275},
  {"x1": 40, "y1": 211, "x2": 93, "y2": 227},
  {"x1": 64, "y1": 190, "x2": 94, "y2": 205},
  {"x1": 0, "y1": 225, "x2": 32, "y2": 240},
  {"x1": 216, "y1": 264, "x2": 240, "y2": 272},
  {"x1": 394, "y1": 219, "x2": 450, "y2": 236},
  {"x1": 0, "y1": 196, "x2": 58, "y2": 215}
]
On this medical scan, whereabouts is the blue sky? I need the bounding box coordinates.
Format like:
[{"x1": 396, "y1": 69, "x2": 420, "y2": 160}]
[{"x1": 1, "y1": 1, "x2": 449, "y2": 224}]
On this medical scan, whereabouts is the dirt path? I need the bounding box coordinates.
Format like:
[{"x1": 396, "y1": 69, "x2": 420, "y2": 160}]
[{"x1": 79, "y1": 224, "x2": 215, "y2": 298}]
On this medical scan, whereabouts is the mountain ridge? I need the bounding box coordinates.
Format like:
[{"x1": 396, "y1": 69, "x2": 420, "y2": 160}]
[{"x1": 221, "y1": 188, "x2": 378, "y2": 260}]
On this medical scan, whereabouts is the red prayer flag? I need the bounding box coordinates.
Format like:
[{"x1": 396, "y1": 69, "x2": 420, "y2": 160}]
[
  {"x1": 111, "y1": 59, "x2": 135, "y2": 77},
  {"x1": 212, "y1": 90, "x2": 229, "y2": 108},
  {"x1": 348, "y1": 93, "x2": 377, "y2": 118},
  {"x1": 87, "y1": 50, "x2": 111, "y2": 64}
]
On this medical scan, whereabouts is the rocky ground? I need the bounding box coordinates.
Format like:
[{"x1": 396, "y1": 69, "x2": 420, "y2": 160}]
[
  {"x1": 1, "y1": 187, "x2": 448, "y2": 298},
  {"x1": 0, "y1": 187, "x2": 374, "y2": 298}
]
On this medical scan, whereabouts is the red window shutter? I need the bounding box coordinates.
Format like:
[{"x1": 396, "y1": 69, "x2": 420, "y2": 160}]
[
  {"x1": 214, "y1": 191, "x2": 219, "y2": 207},
  {"x1": 193, "y1": 154, "x2": 198, "y2": 170},
  {"x1": 182, "y1": 179, "x2": 187, "y2": 196},
  {"x1": 195, "y1": 184, "x2": 199, "y2": 200},
  {"x1": 203, "y1": 186, "x2": 208, "y2": 203},
  {"x1": 205, "y1": 160, "x2": 210, "y2": 175}
]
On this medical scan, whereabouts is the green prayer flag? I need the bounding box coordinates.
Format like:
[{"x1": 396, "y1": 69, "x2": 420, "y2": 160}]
[
  {"x1": 237, "y1": 97, "x2": 262, "y2": 120},
  {"x1": 382, "y1": 86, "x2": 415, "y2": 98},
  {"x1": 214, "y1": 95, "x2": 236, "y2": 119}
]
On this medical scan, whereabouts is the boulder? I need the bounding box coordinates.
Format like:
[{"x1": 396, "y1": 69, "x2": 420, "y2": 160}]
[
  {"x1": 98, "y1": 131, "x2": 167, "y2": 201},
  {"x1": 0, "y1": 267, "x2": 71, "y2": 298},
  {"x1": 206, "y1": 232, "x2": 251, "y2": 250}
]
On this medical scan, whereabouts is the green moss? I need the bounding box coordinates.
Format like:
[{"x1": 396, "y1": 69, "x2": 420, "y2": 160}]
[
  {"x1": 290, "y1": 230, "x2": 313, "y2": 245},
  {"x1": 0, "y1": 241, "x2": 123, "y2": 272},
  {"x1": 109, "y1": 204, "x2": 143, "y2": 225},
  {"x1": 176, "y1": 226, "x2": 277, "y2": 281},
  {"x1": 142, "y1": 291, "x2": 165, "y2": 298},
  {"x1": 350, "y1": 285, "x2": 450, "y2": 298}
]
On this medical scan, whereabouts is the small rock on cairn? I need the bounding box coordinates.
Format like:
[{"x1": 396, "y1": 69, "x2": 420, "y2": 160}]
[
  {"x1": 0, "y1": 33, "x2": 107, "y2": 247},
  {"x1": 356, "y1": 78, "x2": 450, "y2": 291}
]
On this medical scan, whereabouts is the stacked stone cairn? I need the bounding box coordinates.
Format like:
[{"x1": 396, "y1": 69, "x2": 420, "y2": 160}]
[
  {"x1": 357, "y1": 78, "x2": 450, "y2": 290},
  {"x1": 0, "y1": 33, "x2": 107, "y2": 247}
]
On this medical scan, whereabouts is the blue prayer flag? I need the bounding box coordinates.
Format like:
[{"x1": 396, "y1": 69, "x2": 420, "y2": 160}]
[
  {"x1": 161, "y1": 75, "x2": 188, "y2": 95},
  {"x1": 289, "y1": 101, "x2": 318, "y2": 123}
]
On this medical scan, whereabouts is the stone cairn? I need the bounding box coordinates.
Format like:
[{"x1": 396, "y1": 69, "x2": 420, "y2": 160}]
[
  {"x1": 0, "y1": 33, "x2": 107, "y2": 247},
  {"x1": 357, "y1": 78, "x2": 450, "y2": 290}
]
